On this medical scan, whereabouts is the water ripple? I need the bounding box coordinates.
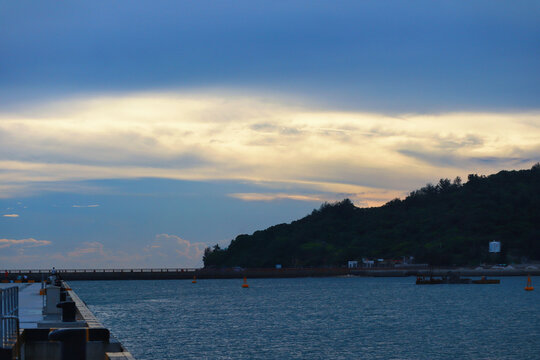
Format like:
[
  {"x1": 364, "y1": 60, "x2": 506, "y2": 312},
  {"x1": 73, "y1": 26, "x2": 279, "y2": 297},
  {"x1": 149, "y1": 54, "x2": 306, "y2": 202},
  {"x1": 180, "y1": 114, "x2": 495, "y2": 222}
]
[{"x1": 71, "y1": 277, "x2": 540, "y2": 360}]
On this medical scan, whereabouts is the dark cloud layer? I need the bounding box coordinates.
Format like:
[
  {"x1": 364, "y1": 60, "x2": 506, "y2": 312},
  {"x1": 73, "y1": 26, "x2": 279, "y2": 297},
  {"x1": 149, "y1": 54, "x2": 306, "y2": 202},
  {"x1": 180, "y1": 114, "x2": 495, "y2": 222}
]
[
  {"x1": 398, "y1": 149, "x2": 538, "y2": 169},
  {"x1": 1, "y1": 1, "x2": 539, "y2": 112}
]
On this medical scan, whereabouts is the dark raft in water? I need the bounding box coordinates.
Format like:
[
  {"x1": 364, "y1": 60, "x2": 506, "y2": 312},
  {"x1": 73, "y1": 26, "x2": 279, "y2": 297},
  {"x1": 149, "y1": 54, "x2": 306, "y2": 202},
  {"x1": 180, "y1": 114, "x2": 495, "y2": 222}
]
[{"x1": 416, "y1": 272, "x2": 500, "y2": 285}]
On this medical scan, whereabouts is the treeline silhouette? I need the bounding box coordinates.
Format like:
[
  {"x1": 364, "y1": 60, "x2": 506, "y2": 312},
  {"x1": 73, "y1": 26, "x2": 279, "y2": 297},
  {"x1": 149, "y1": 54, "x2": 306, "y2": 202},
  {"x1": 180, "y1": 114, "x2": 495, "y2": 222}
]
[{"x1": 204, "y1": 164, "x2": 540, "y2": 267}]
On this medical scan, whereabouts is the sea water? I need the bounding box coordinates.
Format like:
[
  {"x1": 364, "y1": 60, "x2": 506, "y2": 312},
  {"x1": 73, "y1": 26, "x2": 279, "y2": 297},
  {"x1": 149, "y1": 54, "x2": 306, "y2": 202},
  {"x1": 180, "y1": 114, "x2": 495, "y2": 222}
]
[{"x1": 70, "y1": 277, "x2": 539, "y2": 360}]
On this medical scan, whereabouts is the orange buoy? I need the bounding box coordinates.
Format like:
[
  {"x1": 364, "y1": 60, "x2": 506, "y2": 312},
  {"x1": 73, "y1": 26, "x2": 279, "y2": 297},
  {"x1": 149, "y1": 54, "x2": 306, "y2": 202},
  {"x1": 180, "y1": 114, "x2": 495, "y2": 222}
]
[
  {"x1": 242, "y1": 276, "x2": 249, "y2": 288},
  {"x1": 192, "y1": 276, "x2": 197, "y2": 284},
  {"x1": 525, "y1": 275, "x2": 534, "y2": 291}
]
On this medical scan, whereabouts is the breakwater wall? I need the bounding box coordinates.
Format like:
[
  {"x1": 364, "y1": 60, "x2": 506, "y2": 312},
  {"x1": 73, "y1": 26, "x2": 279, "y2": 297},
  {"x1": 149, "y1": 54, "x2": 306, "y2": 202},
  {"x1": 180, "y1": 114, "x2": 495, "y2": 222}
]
[{"x1": 3, "y1": 267, "x2": 539, "y2": 281}]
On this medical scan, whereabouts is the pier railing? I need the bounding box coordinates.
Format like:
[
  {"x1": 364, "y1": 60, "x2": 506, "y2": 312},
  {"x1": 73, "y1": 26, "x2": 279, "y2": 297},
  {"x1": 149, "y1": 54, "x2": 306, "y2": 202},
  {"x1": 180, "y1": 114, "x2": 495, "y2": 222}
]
[
  {"x1": 3, "y1": 268, "x2": 200, "y2": 274},
  {"x1": 2, "y1": 265, "x2": 429, "y2": 274},
  {"x1": 3, "y1": 266, "x2": 538, "y2": 281},
  {"x1": 0, "y1": 286, "x2": 19, "y2": 349}
]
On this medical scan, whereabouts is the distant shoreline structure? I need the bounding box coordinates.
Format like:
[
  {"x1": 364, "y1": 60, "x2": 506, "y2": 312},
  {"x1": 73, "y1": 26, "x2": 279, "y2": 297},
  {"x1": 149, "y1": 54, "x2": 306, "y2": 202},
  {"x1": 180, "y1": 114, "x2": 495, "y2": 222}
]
[{"x1": 3, "y1": 266, "x2": 539, "y2": 281}]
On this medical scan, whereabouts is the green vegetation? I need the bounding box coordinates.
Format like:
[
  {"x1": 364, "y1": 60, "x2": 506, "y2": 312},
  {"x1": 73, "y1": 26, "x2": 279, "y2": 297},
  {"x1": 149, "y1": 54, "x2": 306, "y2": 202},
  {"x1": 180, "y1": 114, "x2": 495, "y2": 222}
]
[{"x1": 204, "y1": 164, "x2": 540, "y2": 267}]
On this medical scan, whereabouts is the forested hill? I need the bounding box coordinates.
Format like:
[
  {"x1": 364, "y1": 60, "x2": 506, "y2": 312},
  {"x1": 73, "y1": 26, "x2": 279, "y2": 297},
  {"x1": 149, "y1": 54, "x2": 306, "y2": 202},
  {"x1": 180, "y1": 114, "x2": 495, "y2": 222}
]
[{"x1": 204, "y1": 164, "x2": 540, "y2": 267}]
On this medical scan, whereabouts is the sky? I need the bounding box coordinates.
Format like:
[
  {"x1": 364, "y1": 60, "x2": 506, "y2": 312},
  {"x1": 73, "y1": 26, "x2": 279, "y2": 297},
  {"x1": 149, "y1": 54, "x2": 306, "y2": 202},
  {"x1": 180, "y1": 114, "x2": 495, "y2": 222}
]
[{"x1": 1, "y1": 1, "x2": 539, "y2": 269}]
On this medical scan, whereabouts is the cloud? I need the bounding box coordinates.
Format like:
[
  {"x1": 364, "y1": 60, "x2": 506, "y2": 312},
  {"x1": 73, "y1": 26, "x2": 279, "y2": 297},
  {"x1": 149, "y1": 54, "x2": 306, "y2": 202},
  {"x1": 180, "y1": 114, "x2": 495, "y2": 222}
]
[
  {"x1": 146, "y1": 234, "x2": 207, "y2": 265},
  {"x1": 72, "y1": 204, "x2": 100, "y2": 208},
  {"x1": 0, "y1": 236, "x2": 209, "y2": 269},
  {"x1": 66, "y1": 242, "x2": 104, "y2": 257},
  {"x1": 9, "y1": 241, "x2": 137, "y2": 269},
  {"x1": 56, "y1": 241, "x2": 144, "y2": 268},
  {"x1": 2, "y1": 2, "x2": 539, "y2": 114},
  {"x1": 227, "y1": 192, "x2": 397, "y2": 208},
  {"x1": 0, "y1": 238, "x2": 51, "y2": 249},
  {"x1": 2, "y1": 214, "x2": 19, "y2": 218},
  {"x1": 0, "y1": 93, "x2": 538, "y2": 204},
  {"x1": 229, "y1": 193, "x2": 325, "y2": 202},
  {"x1": 64, "y1": 235, "x2": 209, "y2": 268}
]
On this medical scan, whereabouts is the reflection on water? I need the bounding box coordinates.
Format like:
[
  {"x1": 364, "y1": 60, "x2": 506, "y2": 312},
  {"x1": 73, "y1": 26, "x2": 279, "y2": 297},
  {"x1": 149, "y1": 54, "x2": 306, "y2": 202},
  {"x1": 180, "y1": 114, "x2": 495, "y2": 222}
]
[{"x1": 71, "y1": 277, "x2": 539, "y2": 360}]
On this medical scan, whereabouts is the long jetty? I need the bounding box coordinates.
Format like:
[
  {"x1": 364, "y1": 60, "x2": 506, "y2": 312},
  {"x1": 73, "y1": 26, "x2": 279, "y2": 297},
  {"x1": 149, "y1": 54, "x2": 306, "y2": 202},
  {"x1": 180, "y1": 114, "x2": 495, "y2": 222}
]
[{"x1": 4, "y1": 266, "x2": 539, "y2": 281}]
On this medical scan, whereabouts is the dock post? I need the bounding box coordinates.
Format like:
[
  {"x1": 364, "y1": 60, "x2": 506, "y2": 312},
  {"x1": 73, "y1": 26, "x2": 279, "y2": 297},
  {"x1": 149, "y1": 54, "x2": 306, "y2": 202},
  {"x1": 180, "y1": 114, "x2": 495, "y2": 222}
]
[{"x1": 49, "y1": 328, "x2": 88, "y2": 360}]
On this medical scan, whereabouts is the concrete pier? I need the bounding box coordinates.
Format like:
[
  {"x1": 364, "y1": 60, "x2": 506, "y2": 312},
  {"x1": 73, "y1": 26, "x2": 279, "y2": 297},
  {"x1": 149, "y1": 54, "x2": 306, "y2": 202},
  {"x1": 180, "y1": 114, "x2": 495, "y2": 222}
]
[{"x1": 0, "y1": 281, "x2": 135, "y2": 360}]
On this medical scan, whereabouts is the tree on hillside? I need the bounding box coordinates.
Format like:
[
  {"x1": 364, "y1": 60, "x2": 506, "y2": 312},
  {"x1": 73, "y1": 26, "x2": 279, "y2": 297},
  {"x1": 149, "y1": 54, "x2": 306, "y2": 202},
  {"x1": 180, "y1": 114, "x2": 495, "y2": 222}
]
[{"x1": 203, "y1": 164, "x2": 540, "y2": 268}]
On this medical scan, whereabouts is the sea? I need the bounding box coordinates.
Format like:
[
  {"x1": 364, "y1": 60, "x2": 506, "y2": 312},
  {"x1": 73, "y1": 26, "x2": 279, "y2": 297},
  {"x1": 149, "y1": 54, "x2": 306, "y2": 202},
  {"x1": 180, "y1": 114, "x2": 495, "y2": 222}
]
[{"x1": 70, "y1": 276, "x2": 540, "y2": 360}]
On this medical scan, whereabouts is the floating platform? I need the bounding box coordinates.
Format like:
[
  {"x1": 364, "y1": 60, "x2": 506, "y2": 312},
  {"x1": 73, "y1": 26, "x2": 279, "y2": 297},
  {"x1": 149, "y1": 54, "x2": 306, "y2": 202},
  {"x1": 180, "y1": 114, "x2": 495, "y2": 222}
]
[
  {"x1": 416, "y1": 272, "x2": 500, "y2": 285},
  {"x1": 472, "y1": 277, "x2": 500, "y2": 284},
  {"x1": 416, "y1": 278, "x2": 444, "y2": 285}
]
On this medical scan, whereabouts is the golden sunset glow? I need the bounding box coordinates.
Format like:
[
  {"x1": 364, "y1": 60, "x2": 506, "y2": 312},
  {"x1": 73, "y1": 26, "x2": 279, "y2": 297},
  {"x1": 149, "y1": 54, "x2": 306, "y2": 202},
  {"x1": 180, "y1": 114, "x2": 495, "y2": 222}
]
[{"x1": 0, "y1": 93, "x2": 538, "y2": 206}]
